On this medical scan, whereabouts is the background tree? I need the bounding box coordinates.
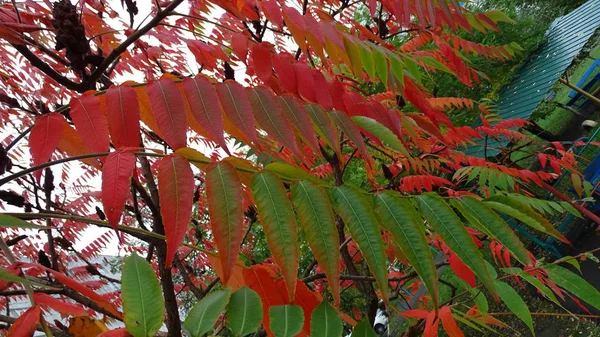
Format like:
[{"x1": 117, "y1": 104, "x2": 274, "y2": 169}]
[{"x1": 0, "y1": 1, "x2": 598, "y2": 337}]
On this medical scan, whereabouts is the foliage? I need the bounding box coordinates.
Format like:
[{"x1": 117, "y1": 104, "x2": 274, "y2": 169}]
[{"x1": 0, "y1": 1, "x2": 598, "y2": 337}]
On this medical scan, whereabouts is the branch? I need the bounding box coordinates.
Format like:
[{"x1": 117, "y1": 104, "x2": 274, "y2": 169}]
[
  {"x1": 11, "y1": 44, "x2": 84, "y2": 93},
  {"x1": 174, "y1": 255, "x2": 204, "y2": 300},
  {"x1": 87, "y1": 0, "x2": 185, "y2": 84}
]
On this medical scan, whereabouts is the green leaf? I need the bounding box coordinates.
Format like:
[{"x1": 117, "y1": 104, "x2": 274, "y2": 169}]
[
  {"x1": 402, "y1": 56, "x2": 421, "y2": 83},
  {"x1": 226, "y1": 287, "x2": 263, "y2": 337},
  {"x1": 0, "y1": 215, "x2": 49, "y2": 229},
  {"x1": 122, "y1": 252, "x2": 164, "y2": 337},
  {"x1": 389, "y1": 55, "x2": 405, "y2": 87},
  {"x1": 417, "y1": 193, "x2": 496, "y2": 296},
  {"x1": 560, "y1": 202, "x2": 581, "y2": 218},
  {"x1": 351, "y1": 116, "x2": 409, "y2": 156},
  {"x1": 545, "y1": 264, "x2": 600, "y2": 311},
  {"x1": 451, "y1": 197, "x2": 531, "y2": 266},
  {"x1": 269, "y1": 305, "x2": 304, "y2": 337},
  {"x1": 413, "y1": 55, "x2": 453, "y2": 74},
  {"x1": 485, "y1": 10, "x2": 516, "y2": 24},
  {"x1": 454, "y1": 275, "x2": 488, "y2": 317},
  {"x1": 331, "y1": 185, "x2": 389, "y2": 300},
  {"x1": 0, "y1": 269, "x2": 32, "y2": 285},
  {"x1": 310, "y1": 301, "x2": 343, "y2": 337},
  {"x1": 371, "y1": 45, "x2": 388, "y2": 86},
  {"x1": 374, "y1": 191, "x2": 438, "y2": 309},
  {"x1": 351, "y1": 320, "x2": 378, "y2": 337},
  {"x1": 184, "y1": 288, "x2": 232, "y2": 337},
  {"x1": 484, "y1": 196, "x2": 568, "y2": 243},
  {"x1": 251, "y1": 172, "x2": 299, "y2": 301},
  {"x1": 304, "y1": 104, "x2": 338, "y2": 155},
  {"x1": 495, "y1": 280, "x2": 534, "y2": 335},
  {"x1": 291, "y1": 180, "x2": 341, "y2": 305},
  {"x1": 517, "y1": 271, "x2": 561, "y2": 307},
  {"x1": 357, "y1": 43, "x2": 376, "y2": 80},
  {"x1": 264, "y1": 162, "x2": 320, "y2": 182}
]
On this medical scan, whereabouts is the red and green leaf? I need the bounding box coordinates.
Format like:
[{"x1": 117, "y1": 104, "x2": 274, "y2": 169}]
[
  {"x1": 205, "y1": 160, "x2": 244, "y2": 284},
  {"x1": 331, "y1": 185, "x2": 389, "y2": 302},
  {"x1": 181, "y1": 76, "x2": 229, "y2": 154},
  {"x1": 158, "y1": 154, "x2": 195, "y2": 268},
  {"x1": 215, "y1": 81, "x2": 259, "y2": 147},
  {"x1": 248, "y1": 87, "x2": 301, "y2": 158},
  {"x1": 147, "y1": 79, "x2": 187, "y2": 150},
  {"x1": 250, "y1": 172, "x2": 299, "y2": 302},
  {"x1": 290, "y1": 180, "x2": 340, "y2": 305}
]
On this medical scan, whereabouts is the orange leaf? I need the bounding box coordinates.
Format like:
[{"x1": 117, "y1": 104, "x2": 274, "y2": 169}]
[{"x1": 207, "y1": 255, "x2": 245, "y2": 291}]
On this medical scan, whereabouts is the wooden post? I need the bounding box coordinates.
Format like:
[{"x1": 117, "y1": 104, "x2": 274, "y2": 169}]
[{"x1": 558, "y1": 77, "x2": 600, "y2": 106}]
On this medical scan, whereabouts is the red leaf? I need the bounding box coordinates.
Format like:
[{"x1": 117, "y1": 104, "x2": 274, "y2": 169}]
[
  {"x1": 215, "y1": 81, "x2": 259, "y2": 146},
  {"x1": 205, "y1": 161, "x2": 244, "y2": 284},
  {"x1": 272, "y1": 52, "x2": 298, "y2": 94},
  {"x1": 29, "y1": 112, "x2": 64, "y2": 181},
  {"x1": 70, "y1": 93, "x2": 110, "y2": 153},
  {"x1": 33, "y1": 293, "x2": 89, "y2": 317},
  {"x1": 98, "y1": 328, "x2": 131, "y2": 337},
  {"x1": 147, "y1": 78, "x2": 187, "y2": 150},
  {"x1": 105, "y1": 85, "x2": 141, "y2": 148},
  {"x1": 248, "y1": 87, "x2": 301, "y2": 158},
  {"x1": 243, "y1": 265, "x2": 286, "y2": 337},
  {"x1": 182, "y1": 76, "x2": 229, "y2": 154},
  {"x1": 102, "y1": 151, "x2": 136, "y2": 231},
  {"x1": 402, "y1": 76, "x2": 452, "y2": 128},
  {"x1": 537, "y1": 153, "x2": 547, "y2": 169},
  {"x1": 295, "y1": 63, "x2": 316, "y2": 102},
  {"x1": 158, "y1": 154, "x2": 195, "y2": 268},
  {"x1": 449, "y1": 252, "x2": 475, "y2": 287},
  {"x1": 282, "y1": 6, "x2": 307, "y2": 51},
  {"x1": 439, "y1": 306, "x2": 465, "y2": 337},
  {"x1": 231, "y1": 32, "x2": 249, "y2": 64},
  {"x1": 261, "y1": 0, "x2": 283, "y2": 29},
  {"x1": 400, "y1": 309, "x2": 429, "y2": 319},
  {"x1": 7, "y1": 305, "x2": 41, "y2": 337},
  {"x1": 312, "y1": 71, "x2": 333, "y2": 110},
  {"x1": 368, "y1": 0, "x2": 376, "y2": 17},
  {"x1": 39, "y1": 267, "x2": 122, "y2": 318},
  {"x1": 252, "y1": 42, "x2": 274, "y2": 83},
  {"x1": 424, "y1": 310, "x2": 439, "y2": 337}
]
